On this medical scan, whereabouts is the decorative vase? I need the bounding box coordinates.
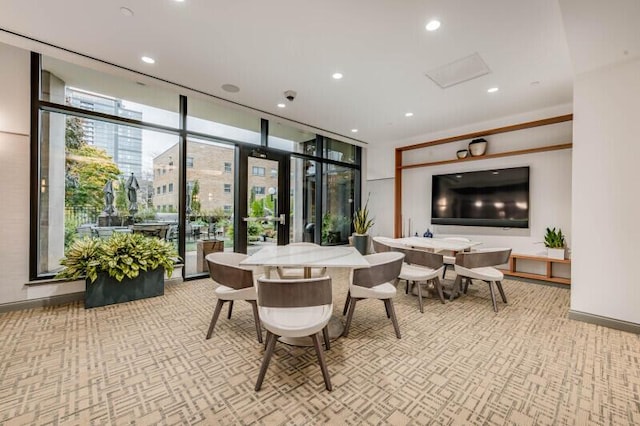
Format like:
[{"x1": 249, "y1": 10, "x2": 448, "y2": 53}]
[
  {"x1": 352, "y1": 234, "x2": 369, "y2": 255},
  {"x1": 468, "y1": 138, "x2": 488, "y2": 156},
  {"x1": 456, "y1": 149, "x2": 469, "y2": 159},
  {"x1": 85, "y1": 267, "x2": 165, "y2": 308}
]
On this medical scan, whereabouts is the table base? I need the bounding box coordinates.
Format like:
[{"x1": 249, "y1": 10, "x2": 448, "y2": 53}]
[{"x1": 278, "y1": 315, "x2": 344, "y2": 347}]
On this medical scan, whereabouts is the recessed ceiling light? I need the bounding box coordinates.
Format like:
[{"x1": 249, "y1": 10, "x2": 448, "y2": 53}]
[
  {"x1": 487, "y1": 87, "x2": 499, "y2": 93},
  {"x1": 332, "y1": 72, "x2": 343, "y2": 80},
  {"x1": 425, "y1": 20, "x2": 441, "y2": 31},
  {"x1": 405, "y1": 112, "x2": 414, "y2": 117},
  {"x1": 174, "y1": 0, "x2": 185, "y2": 2},
  {"x1": 221, "y1": 84, "x2": 240, "y2": 93},
  {"x1": 120, "y1": 7, "x2": 134, "y2": 16},
  {"x1": 351, "y1": 129, "x2": 358, "y2": 133},
  {"x1": 141, "y1": 56, "x2": 155, "y2": 64},
  {"x1": 277, "y1": 103, "x2": 286, "y2": 108}
]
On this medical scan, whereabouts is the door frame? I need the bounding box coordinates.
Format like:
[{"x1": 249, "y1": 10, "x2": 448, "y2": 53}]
[{"x1": 235, "y1": 146, "x2": 291, "y2": 253}]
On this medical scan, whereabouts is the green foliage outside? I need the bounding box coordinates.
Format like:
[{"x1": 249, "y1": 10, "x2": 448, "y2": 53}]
[
  {"x1": 191, "y1": 180, "x2": 201, "y2": 217},
  {"x1": 57, "y1": 233, "x2": 180, "y2": 283},
  {"x1": 115, "y1": 178, "x2": 128, "y2": 213}
]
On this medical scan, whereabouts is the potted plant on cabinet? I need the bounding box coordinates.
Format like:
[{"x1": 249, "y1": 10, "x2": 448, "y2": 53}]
[
  {"x1": 352, "y1": 197, "x2": 374, "y2": 255},
  {"x1": 544, "y1": 227, "x2": 566, "y2": 259},
  {"x1": 57, "y1": 233, "x2": 179, "y2": 308}
]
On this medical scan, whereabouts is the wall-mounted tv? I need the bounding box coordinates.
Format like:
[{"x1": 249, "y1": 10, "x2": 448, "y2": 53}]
[{"x1": 431, "y1": 166, "x2": 530, "y2": 228}]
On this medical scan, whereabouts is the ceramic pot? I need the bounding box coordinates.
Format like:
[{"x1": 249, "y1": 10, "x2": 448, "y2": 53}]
[
  {"x1": 468, "y1": 138, "x2": 488, "y2": 156},
  {"x1": 456, "y1": 149, "x2": 469, "y2": 159}
]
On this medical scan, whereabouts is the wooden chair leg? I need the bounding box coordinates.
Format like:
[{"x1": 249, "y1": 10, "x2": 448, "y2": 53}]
[
  {"x1": 385, "y1": 299, "x2": 401, "y2": 339},
  {"x1": 311, "y1": 333, "x2": 332, "y2": 391},
  {"x1": 342, "y1": 291, "x2": 351, "y2": 316},
  {"x1": 322, "y1": 326, "x2": 330, "y2": 350},
  {"x1": 405, "y1": 280, "x2": 410, "y2": 294},
  {"x1": 442, "y1": 264, "x2": 448, "y2": 279},
  {"x1": 206, "y1": 299, "x2": 225, "y2": 340},
  {"x1": 496, "y1": 281, "x2": 507, "y2": 303},
  {"x1": 227, "y1": 300, "x2": 234, "y2": 319},
  {"x1": 343, "y1": 298, "x2": 358, "y2": 337},
  {"x1": 433, "y1": 277, "x2": 446, "y2": 304},
  {"x1": 249, "y1": 300, "x2": 263, "y2": 343},
  {"x1": 464, "y1": 278, "x2": 472, "y2": 294},
  {"x1": 487, "y1": 281, "x2": 498, "y2": 312},
  {"x1": 255, "y1": 331, "x2": 278, "y2": 391},
  {"x1": 384, "y1": 299, "x2": 391, "y2": 318},
  {"x1": 416, "y1": 281, "x2": 424, "y2": 313}
]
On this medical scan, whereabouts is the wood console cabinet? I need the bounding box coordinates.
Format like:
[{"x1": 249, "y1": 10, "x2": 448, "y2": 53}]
[{"x1": 499, "y1": 254, "x2": 571, "y2": 285}]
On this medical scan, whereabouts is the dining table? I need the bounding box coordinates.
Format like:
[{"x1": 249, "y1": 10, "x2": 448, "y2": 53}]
[
  {"x1": 240, "y1": 244, "x2": 370, "y2": 345},
  {"x1": 394, "y1": 236, "x2": 482, "y2": 253}
]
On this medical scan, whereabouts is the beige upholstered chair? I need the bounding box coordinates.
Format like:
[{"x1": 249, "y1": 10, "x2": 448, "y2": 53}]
[
  {"x1": 255, "y1": 276, "x2": 333, "y2": 391},
  {"x1": 453, "y1": 248, "x2": 512, "y2": 312},
  {"x1": 205, "y1": 252, "x2": 262, "y2": 343},
  {"x1": 275, "y1": 242, "x2": 327, "y2": 279},
  {"x1": 440, "y1": 237, "x2": 472, "y2": 279},
  {"x1": 342, "y1": 251, "x2": 405, "y2": 339},
  {"x1": 397, "y1": 247, "x2": 445, "y2": 312}
]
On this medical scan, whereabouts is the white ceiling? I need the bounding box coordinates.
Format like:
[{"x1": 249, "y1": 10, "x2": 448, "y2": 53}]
[{"x1": 0, "y1": 0, "x2": 632, "y2": 146}]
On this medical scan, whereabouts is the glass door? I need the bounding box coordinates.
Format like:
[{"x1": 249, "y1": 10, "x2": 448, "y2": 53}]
[{"x1": 236, "y1": 147, "x2": 290, "y2": 254}]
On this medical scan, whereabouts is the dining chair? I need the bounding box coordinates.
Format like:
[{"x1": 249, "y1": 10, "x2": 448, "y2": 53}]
[
  {"x1": 440, "y1": 237, "x2": 472, "y2": 279},
  {"x1": 275, "y1": 242, "x2": 327, "y2": 279},
  {"x1": 205, "y1": 252, "x2": 263, "y2": 343},
  {"x1": 342, "y1": 251, "x2": 405, "y2": 339},
  {"x1": 255, "y1": 276, "x2": 333, "y2": 391},
  {"x1": 396, "y1": 247, "x2": 446, "y2": 312},
  {"x1": 372, "y1": 236, "x2": 439, "y2": 299},
  {"x1": 453, "y1": 248, "x2": 512, "y2": 312}
]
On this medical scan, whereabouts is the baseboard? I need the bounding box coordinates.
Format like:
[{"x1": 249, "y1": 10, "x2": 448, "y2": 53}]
[
  {"x1": 0, "y1": 292, "x2": 84, "y2": 314},
  {"x1": 568, "y1": 310, "x2": 640, "y2": 334}
]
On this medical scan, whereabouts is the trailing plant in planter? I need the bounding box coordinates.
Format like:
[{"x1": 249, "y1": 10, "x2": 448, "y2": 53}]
[
  {"x1": 57, "y1": 233, "x2": 179, "y2": 283},
  {"x1": 544, "y1": 227, "x2": 565, "y2": 249}
]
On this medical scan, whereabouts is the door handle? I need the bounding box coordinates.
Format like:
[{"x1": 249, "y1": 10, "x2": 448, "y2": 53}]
[{"x1": 242, "y1": 214, "x2": 286, "y2": 225}]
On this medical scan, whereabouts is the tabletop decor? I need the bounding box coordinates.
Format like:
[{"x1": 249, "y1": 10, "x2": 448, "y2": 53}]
[
  {"x1": 352, "y1": 197, "x2": 374, "y2": 255},
  {"x1": 57, "y1": 233, "x2": 179, "y2": 308},
  {"x1": 544, "y1": 227, "x2": 566, "y2": 259}
]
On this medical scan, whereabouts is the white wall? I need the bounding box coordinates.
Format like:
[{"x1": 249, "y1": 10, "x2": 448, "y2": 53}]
[{"x1": 571, "y1": 58, "x2": 640, "y2": 325}]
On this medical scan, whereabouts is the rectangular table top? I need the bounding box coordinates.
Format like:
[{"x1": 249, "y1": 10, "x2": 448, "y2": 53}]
[
  {"x1": 395, "y1": 237, "x2": 482, "y2": 252},
  {"x1": 240, "y1": 245, "x2": 370, "y2": 269}
]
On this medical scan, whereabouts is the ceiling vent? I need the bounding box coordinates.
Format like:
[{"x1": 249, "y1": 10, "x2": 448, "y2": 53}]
[{"x1": 425, "y1": 52, "x2": 491, "y2": 89}]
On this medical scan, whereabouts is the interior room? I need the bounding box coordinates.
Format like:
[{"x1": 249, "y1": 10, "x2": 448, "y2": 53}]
[{"x1": 1, "y1": 0, "x2": 639, "y2": 424}]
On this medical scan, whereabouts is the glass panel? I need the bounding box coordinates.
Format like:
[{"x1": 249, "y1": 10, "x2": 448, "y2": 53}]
[
  {"x1": 37, "y1": 111, "x2": 178, "y2": 275},
  {"x1": 184, "y1": 138, "x2": 235, "y2": 276},
  {"x1": 268, "y1": 121, "x2": 316, "y2": 154},
  {"x1": 247, "y1": 156, "x2": 280, "y2": 254},
  {"x1": 187, "y1": 97, "x2": 261, "y2": 144},
  {"x1": 322, "y1": 164, "x2": 355, "y2": 245},
  {"x1": 41, "y1": 56, "x2": 180, "y2": 128},
  {"x1": 290, "y1": 157, "x2": 317, "y2": 243},
  {"x1": 325, "y1": 138, "x2": 356, "y2": 164}
]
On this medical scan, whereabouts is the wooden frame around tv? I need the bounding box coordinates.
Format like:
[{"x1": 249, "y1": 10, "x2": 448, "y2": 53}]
[{"x1": 394, "y1": 114, "x2": 573, "y2": 237}]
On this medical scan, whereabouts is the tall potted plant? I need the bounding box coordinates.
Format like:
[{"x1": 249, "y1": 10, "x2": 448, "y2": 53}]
[
  {"x1": 544, "y1": 227, "x2": 566, "y2": 259},
  {"x1": 352, "y1": 197, "x2": 374, "y2": 255},
  {"x1": 57, "y1": 233, "x2": 179, "y2": 308}
]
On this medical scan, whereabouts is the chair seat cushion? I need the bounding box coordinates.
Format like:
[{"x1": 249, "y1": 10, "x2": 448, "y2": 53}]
[
  {"x1": 350, "y1": 282, "x2": 397, "y2": 299},
  {"x1": 259, "y1": 304, "x2": 333, "y2": 337},
  {"x1": 443, "y1": 255, "x2": 456, "y2": 265},
  {"x1": 215, "y1": 285, "x2": 257, "y2": 301},
  {"x1": 399, "y1": 264, "x2": 441, "y2": 281},
  {"x1": 454, "y1": 265, "x2": 504, "y2": 281}
]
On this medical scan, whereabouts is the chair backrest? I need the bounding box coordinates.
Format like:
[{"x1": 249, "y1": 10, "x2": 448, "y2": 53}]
[
  {"x1": 455, "y1": 249, "x2": 512, "y2": 269},
  {"x1": 206, "y1": 252, "x2": 254, "y2": 290},
  {"x1": 257, "y1": 276, "x2": 332, "y2": 308},
  {"x1": 396, "y1": 247, "x2": 443, "y2": 269},
  {"x1": 371, "y1": 236, "x2": 392, "y2": 253},
  {"x1": 352, "y1": 252, "x2": 404, "y2": 288}
]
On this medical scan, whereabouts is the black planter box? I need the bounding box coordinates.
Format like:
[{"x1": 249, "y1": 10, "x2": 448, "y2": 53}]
[{"x1": 85, "y1": 268, "x2": 165, "y2": 308}]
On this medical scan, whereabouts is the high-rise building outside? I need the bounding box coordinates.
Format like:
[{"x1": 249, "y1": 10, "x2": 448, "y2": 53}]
[{"x1": 66, "y1": 88, "x2": 143, "y2": 177}]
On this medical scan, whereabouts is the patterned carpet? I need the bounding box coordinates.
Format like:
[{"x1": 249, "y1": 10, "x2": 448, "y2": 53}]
[{"x1": 0, "y1": 269, "x2": 639, "y2": 425}]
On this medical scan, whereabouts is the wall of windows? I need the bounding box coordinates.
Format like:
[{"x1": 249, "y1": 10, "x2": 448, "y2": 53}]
[{"x1": 32, "y1": 52, "x2": 363, "y2": 280}]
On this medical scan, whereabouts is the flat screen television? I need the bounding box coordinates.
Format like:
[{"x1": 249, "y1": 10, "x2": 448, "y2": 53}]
[{"x1": 431, "y1": 166, "x2": 530, "y2": 228}]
